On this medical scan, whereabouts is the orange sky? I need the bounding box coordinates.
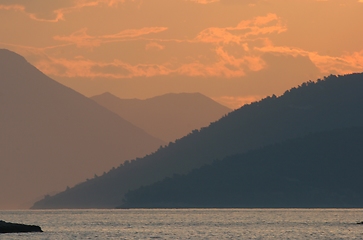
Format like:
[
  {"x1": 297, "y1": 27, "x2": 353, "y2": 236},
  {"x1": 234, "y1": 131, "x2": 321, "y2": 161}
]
[{"x1": 1, "y1": 0, "x2": 363, "y2": 109}]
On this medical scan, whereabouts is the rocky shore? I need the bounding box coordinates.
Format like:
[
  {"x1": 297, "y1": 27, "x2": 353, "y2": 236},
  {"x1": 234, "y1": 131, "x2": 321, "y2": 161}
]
[{"x1": 0, "y1": 220, "x2": 43, "y2": 234}]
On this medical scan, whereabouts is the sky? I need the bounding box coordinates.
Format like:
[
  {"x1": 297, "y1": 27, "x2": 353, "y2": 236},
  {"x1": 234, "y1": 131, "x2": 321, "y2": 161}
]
[{"x1": 1, "y1": 0, "x2": 363, "y2": 109}]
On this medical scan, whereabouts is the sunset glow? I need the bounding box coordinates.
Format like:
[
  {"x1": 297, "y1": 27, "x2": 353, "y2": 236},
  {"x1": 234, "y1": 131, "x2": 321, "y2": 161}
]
[{"x1": 1, "y1": 0, "x2": 363, "y2": 108}]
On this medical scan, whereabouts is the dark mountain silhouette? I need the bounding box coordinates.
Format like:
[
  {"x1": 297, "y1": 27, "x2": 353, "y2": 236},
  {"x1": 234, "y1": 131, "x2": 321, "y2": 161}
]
[
  {"x1": 32, "y1": 72, "x2": 363, "y2": 209},
  {"x1": 0, "y1": 49, "x2": 164, "y2": 209},
  {"x1": 91, "y1": 92, "x2": 231, "y2": 143},
  {"x1": 121, "y1": 126, "x2": 363, "y2": 208}
]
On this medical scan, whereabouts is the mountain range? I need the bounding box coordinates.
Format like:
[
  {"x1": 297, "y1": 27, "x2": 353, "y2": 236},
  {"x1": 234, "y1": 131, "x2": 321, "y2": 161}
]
[
  {"x1": 91, "y1": 92, "x2": 231, "y2": 143},
  {"x1": 0, "y1": 49, "x2": 164, "y2": 209},
  {"x1": 32, "y1": 72, "x2": 363, "y2": 209}
]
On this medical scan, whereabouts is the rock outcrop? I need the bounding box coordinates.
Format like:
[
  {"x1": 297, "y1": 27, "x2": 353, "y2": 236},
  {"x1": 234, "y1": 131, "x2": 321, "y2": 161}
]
[{"x1": 0, "y1": 220, "x2": 42, "y2": 233}]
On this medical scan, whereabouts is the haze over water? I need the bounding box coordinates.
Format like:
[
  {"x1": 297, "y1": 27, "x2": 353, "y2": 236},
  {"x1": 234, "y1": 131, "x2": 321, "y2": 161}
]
[{"x1": 1, "y1": 209, "x2": 363, "y2": 239}]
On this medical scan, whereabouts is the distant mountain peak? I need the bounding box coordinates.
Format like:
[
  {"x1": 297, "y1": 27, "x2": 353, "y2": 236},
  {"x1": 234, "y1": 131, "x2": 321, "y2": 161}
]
[
  {"x1": 0, "y1": 49, "x2": 164, "y2": 209},
  {"x1": 99, "y1": 91, "x2": 115, "y2": 97},
  {"x1": 0, "y1": 48, "x2": 24, "y2": 59},
  {"x1": 0, "y1": 49, "x2": 28, "y2": 70},
  {"x1": 95, "y1": 92, "x2": 118, "y2": 99},
  {"x1": 91, "y1": 91, "x2": 231, "y2": 142}
]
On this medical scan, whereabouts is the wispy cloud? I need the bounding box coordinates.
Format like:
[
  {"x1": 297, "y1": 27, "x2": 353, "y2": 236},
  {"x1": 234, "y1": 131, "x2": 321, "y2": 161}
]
[
  {"x1": 1, "y1": 0, "x2": 363, "y2": 103},
  {"x1": 213, "y1": 95, "x2": 264, "y2": 109},
  {"x1": 35, "y1": 56, "x2": 172, "y2": 79},
  {"x1": 195, "y1": 13, "x2": 286, "y2": 44},
  {"x1": 180, "y1": 14, "x2": 285, "y2": 77},
  {"x1": 145, "y1": 42, "x2": 165, "y2": 51},
  {"x1": 0, "y1": 3, "x2": 64, "y2": 22},
  {"x1": 0, "y1": 0, "x2": 127, "y2": 22},
  {"x1": 255, "y1": 43, "x2": 363, "y2": 75},
  {"x1": 53, "y1": 27, "x2": 168, "y2": 48},
  {"x1": 187, "y1": 0, "x2": 219, "y2": 4}
]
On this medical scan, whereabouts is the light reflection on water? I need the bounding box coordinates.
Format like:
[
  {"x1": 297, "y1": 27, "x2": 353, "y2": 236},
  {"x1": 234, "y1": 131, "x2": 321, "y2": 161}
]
[{"x1": 1, "y1": 209, "x2": 363, "y2": 239}]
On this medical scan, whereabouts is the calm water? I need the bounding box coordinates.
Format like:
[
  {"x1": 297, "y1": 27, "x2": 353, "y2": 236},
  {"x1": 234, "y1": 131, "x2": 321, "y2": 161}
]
[{"x1": 1, "y1": 209, "x2": 363, "y2": 239}]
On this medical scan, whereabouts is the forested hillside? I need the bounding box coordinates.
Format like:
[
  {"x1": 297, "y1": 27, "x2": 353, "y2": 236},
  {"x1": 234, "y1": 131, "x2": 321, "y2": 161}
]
[{"x1": 121, "y1": 126, "x2": 363, "y2": 208}]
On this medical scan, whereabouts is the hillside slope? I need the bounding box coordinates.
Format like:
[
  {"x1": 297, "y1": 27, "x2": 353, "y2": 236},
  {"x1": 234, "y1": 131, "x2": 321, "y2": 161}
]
[
  {"x1": 91, "y1": 92, "x2": 231, "y2": 143},
  {"x1": 121, "y1": 126, "x2": 363, "y2": 208},
  {"x1": 32, "y1": 73, "x2": 363, "y2": 209},
  {"x1": 0, "y1": 49, "x2": 163, "y2": 209}
]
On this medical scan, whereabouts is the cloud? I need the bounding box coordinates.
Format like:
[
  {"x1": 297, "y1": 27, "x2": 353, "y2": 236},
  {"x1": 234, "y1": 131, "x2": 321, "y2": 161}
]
[
  {"x1": 145, "y1": 42, "x2": 165, "y2": 51},
  {"x1": 16, "y1": 13, "x2": 286, "y2": 80},
  {"x1": 220, "y1": 0, "x2": 262, "y2": 4},
  {"x1": 0, "y1": 4, "x2": 23, "y2": 11},
  {"x1": 254, "y1": 42, "x2": 363, "y2": 75},
  {"x1": 2, "y1": 0, "x2": 363, "y2": 111},
  {"x1": 35, "y1": 53, "x2": 239, "y2": 79},
  {"x1": 0, "y1": 0, "x2": 127, "y2": 22},
  {"x1": 190, "y1": 0, "x2": 265, "y2": 5},
  {"x1": 213, "y1": 95, "x2": 264, "y2": 109},
  {"x1": 180, "y1": 14, "x2": 285, "y2": 77},
  {"x1": 91, "y1": 63, "x2": 131, "y2": 76},
  {"x1": 187, "y1": 0, "x2": 219, "y2": 4},
  {"x1": 2, "y1": 1, "x2": 363, "y2": 84},
  {"x1": 54, "y1": 28, "x2": 102, "y2": 48},
  {"x1": 195, "y1": 13, "x2": 286, "y2": 44},
  {"x1": 35, "y1": 56, "x2": 172, "y2": 79},
  {"x1": 0, "y1": 0, "x2": 73, "y2": 22},
  {"x1": 54, "y1": 27, "x2": 168, "y2": 48},
  {"x1": 39, "y1": 13, "x2": 283, "y2": 79}
]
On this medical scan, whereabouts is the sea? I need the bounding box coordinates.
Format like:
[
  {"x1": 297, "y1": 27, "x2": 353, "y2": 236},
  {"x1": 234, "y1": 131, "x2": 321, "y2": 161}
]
[{"x1": 1, "y1": 209, "x2": 363, "y2": 239}]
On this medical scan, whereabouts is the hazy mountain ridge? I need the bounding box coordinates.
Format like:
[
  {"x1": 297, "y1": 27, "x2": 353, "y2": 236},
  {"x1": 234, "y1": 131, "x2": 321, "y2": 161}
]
[
  {"x1": 121, "y1": 126, "x2": 363, "y2": 208},
  {"x1": 91, "y1": 92, "x2": 231, "y2": 143},
  {"x1": 32, "y1": 72, "x2": 363, "y2": 209},
  {"x1": 0, "y1": 49, "x2": 164, "y2": 209}
]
